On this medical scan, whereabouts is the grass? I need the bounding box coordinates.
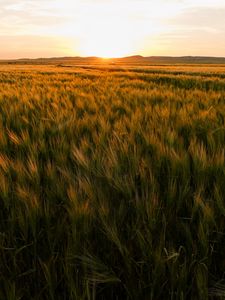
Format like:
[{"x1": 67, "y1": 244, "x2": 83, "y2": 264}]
[{"x1": 0, "y1": 64, "x2": 225, "y2": 299}]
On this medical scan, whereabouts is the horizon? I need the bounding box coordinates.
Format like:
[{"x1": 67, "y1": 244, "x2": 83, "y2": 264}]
[
  {"x1": 1, "y1": 54, "x2": 225, "y2": 61},
  {"x1": 0, "y1": 0, "x2": 225, "y2": 59}
]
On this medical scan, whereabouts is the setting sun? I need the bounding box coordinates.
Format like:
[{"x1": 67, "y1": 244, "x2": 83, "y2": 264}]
[
  {"x1": 72, "y1": 1, "x2": 180, "y2": 58},
  {"x1": 71, "y1": 3, "x2": 142, "y2": 58},
  {"x1": 78, "y1": 19, "x2": 135, "y2": 58}
]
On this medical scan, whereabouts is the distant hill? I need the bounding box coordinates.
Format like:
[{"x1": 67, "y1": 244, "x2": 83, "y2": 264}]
[
  {"x1": 118, "y1": 55, "x2": 225, "y2": 64},
  {"x1": 1, "y1": 55, "x2": 225, "y2": 65}
]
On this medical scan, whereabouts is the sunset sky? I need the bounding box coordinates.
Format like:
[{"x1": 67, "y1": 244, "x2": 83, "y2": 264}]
[{"x1": 0, "y1": 0, "x2": 225, "y2": 59}]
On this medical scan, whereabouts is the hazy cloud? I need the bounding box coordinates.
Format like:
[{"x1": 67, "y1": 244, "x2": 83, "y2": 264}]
[{"x1": 170, "y1": 7, "x2": 225, "y2": 32}]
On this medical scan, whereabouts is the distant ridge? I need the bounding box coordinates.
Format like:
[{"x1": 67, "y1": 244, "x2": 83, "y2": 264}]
[
  {"x1": 120, "y1": 55, "x2": 225, "y2": 64},
  {"x1": 1, "y1": 55, "x2": 225, "y2": 65}
]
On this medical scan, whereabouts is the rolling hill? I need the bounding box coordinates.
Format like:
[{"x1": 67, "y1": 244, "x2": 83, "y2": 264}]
[{"x1": 1, "y1": 55, "x2": 225, "y2": 65}]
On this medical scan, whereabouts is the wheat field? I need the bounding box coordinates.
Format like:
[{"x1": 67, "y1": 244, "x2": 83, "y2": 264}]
[{"x1": 0, "y1": 64, "x2": 225, "y2": 299}]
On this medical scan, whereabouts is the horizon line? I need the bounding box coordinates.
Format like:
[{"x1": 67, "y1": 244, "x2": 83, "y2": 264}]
[{"x1": 1, "y1": 54, "x2": 225, "y2": 61}]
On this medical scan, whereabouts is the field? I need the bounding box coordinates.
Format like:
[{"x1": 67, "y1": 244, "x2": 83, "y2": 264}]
[{"x1": 0, "y1": 63, "x2": 225, "y2": 299}]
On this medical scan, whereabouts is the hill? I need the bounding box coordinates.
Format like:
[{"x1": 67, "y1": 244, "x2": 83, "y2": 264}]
[{"x1": 1, "y1": 55, "x2": 225, "y2": 65}]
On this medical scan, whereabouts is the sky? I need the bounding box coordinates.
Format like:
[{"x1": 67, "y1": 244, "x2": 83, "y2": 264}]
[{"x1": 0, "y1": 0, "x2": 225, "y2": 58}]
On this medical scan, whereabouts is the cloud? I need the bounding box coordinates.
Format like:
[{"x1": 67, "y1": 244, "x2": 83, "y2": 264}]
[
  {"x1": 140, "y1": 4, "x2": 225, "y2": 56},
  {"x1": 0, "y1": 0, "x2": 71, "y2": 35},
  {"x1": 158, "y1": 6, "x2": 225, "y2": 56},
  {"x1": 170, "y1": 7, "x2": 225, "y2": 32},
  {"x1": 155, "y1": 30, "x2": 225, "y2": 56}
]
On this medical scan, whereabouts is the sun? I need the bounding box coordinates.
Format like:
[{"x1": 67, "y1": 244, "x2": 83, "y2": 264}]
[
  {"x1": 76, "y1": 11, "x2": 137, "y2": 58},
  {"x1": 70, "y1": 1, "x2": 177, "y2": 59},
  {"x1": 79, "y1": 27, "x2": 135, "y2": 58},
  {"x1": 80, "y1": 34, "x2": 134, "y2": 58}
]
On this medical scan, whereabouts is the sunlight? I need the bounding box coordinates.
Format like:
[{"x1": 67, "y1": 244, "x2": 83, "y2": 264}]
[
  {"x1": 69, "y1": 1, "x2": 185, "y2": 58},
  {"x1": 77, "y1": 15, "x2": 136, "y2": 58},
  {"x1": 79, "y1": 33, "x2": 134, "y2": 58}
]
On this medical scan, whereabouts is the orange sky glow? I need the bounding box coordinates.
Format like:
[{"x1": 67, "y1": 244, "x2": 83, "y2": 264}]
[{"x1": 0, "y1": 0, "x2": 225, "y2": 59}]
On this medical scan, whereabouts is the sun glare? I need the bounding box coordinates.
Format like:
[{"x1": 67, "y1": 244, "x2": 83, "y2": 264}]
[
  {"x1": 75, "y1": 6, "x2": 139, "y2": 58},
  {"x1": 69, "y1": 1, "x2": 185, "y2": 58},
  {"x1": 78, "y1": 29, "x2": 135, "y2": 58},
  {"x1": 80, "y1": 34, "x2": 134, "y2": 58}
]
